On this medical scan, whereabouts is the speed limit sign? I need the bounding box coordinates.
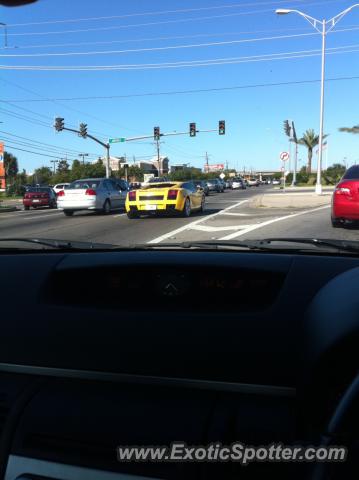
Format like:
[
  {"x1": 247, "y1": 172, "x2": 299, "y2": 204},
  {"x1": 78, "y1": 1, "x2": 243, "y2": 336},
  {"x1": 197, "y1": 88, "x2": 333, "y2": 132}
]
[{"x1": 280, "y1": 151, "x2": 289, "y2": 161}]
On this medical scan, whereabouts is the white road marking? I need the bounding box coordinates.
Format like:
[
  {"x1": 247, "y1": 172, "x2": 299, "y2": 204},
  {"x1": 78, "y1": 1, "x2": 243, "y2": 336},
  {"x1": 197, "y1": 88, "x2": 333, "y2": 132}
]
[
  {"x1": 113, "y1": 213, "x2": 127, "y2": 218},
  {"x1": 147, "y1": 199, "x2": 248, "y2": 244},
  {"x1": 220, "y1": 205, "x2": 330, "y2": 240},
  {"x1": 189, "y1": 224, "x2": 253, "y2": 232},
  {"x1": 220, "y1": 212, "x2": 251, "y2": 216}
]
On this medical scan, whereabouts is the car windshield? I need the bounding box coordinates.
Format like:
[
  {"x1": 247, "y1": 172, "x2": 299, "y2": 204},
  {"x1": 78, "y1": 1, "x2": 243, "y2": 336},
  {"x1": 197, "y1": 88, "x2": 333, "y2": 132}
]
[{"x1": 0, "y1": 0, "x2": 358, "y2": 251}]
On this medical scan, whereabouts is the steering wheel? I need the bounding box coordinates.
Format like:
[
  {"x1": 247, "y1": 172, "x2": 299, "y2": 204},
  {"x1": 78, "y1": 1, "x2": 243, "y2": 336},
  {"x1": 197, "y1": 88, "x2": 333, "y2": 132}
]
[{"x1": 311, "y1": 372, "x2": 359, "y2": 479}]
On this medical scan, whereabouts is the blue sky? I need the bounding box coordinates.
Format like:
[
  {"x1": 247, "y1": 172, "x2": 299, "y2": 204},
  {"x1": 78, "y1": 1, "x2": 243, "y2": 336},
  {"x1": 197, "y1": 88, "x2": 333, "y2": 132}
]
[{"x1": 1, "y1": 0, "x2": 359, "y2": 173}]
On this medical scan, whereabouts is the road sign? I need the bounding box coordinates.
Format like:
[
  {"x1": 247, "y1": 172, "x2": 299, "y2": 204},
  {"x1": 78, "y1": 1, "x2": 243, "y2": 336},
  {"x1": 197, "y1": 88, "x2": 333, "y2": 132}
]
[
  {"x1": 109, "y1": 137, "x2": 126, "y2": 144},
  {"x1": 280, "y1": 151, "x2": 289, "y2": 161},
  {"x1": 219, "y1": 173, "x2": 225, "y2": 179}
]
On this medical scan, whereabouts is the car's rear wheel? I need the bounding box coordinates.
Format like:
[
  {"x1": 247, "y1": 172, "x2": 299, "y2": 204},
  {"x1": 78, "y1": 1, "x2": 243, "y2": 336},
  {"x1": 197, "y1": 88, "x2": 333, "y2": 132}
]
[
  {"x1": 103, "y1": 200, "x2": 111, "y2": 215},
  {"x1": 331, "y1": 217, "x2": 342, "y2": 228},
  {"x1": 64, "y1": 210, "x2": 74, "y2": 217},
  {"x1": 127, "y1": 210, "x2": 139, "y2": 219},
  {"x1": 182, "y1": 197, "x2": 191, "y2": 217},
  {"x1": 50, "y1": 200, "x2": 57, "y2": 209}
]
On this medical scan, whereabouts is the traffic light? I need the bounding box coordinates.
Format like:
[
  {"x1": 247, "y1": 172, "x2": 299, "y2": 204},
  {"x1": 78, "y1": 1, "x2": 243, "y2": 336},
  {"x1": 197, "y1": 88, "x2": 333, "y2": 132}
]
[
  {"x1": 79, "y1": 123, "x2": 88, "y2": 138},
  {"x1": 189, "y1": 122, "x2": 196, "y2": 137},
  {"x1": 54, "y1": 117, "x2": 64, "y2": 132},
  {"x1": 219, "y1": 120, "x2": 225, "y2": 135},
  {"x1": 283, "y1": 120, "x2": 291, "y2": 137},
  {"x1": 154, "y1": 126, "x2": 160, "y2": 140}
]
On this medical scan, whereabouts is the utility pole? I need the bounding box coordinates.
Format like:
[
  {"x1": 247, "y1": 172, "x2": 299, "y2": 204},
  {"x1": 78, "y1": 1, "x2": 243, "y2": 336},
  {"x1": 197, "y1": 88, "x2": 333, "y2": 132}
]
[
  {"x1": 205, "y1": 151, "x2": 210, "y2": 173},
  {"x1": 50, "y1": 159, "x2": 59, "y2": 174},
  {"x1": 79, "y1": 153, "x2": 89, "y2": 165},
  {"x1": 156, "y1": 138, "x2": 161, "y2": 175}
]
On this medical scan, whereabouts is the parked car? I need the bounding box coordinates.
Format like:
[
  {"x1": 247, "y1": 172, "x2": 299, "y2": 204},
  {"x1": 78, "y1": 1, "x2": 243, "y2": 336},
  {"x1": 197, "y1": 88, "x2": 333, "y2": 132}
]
[
  {"x1": 207, "y1": 179, "x2": 224, "y2": 193},
  {"x1": 247, "y1": 178, "x2": 260, "y2": 187},
  {"x1": 272, "y1": 179, "x2": 281, "y2": 185},
  {"x1": 331, "y1": 165, "x2": 359, "y2": 227},
  {"x1": 23, "y1": 187, "x2": 57, "y2": 210},
  {"x1": 53, "y1": 183, "x2": 70, "y2": 195},
  {"x1": 230, "y1": 177, "x2": 246, "y2": 189},
  {"x1": 57, "y1": 178, "x2": 129, "y2": 216},
  {"x1": 193, "y1": 180, "x2": 209, "y2": 196},
  {"x1": 224, "y1": 180, "x2": 231, "y2": 189}
]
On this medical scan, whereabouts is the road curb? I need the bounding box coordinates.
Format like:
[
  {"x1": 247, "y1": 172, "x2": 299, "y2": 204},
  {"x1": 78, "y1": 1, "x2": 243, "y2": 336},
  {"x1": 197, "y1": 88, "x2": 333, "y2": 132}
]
[{"x1": 249, "y1": 193, "x2": 331, "y2": 209}]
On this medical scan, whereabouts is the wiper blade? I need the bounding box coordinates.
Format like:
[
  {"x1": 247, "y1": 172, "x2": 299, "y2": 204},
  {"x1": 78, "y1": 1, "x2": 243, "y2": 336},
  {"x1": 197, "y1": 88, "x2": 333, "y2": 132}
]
[
  {"x1": 0, "y1": 238, "x2": 116, "y2": 250},
  {"x1": 251, "y1": 237, "x2": 359, "y2": 253},
  {"x1": 124, "y1": 238, "x2": 359, "y2": 254}
]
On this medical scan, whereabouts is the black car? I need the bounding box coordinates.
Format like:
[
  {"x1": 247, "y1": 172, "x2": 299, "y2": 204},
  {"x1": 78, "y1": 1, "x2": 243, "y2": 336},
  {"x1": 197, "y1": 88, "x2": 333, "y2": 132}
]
[{"x1": 193, "y1": 180, "x2": 209, "y2": 196}]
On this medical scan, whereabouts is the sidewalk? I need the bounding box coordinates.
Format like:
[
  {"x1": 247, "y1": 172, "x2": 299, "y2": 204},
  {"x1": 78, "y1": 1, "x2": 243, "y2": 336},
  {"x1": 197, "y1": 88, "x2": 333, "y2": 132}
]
[{"x1": 250, "y1": 191, "x2": 332, "y2": 209}]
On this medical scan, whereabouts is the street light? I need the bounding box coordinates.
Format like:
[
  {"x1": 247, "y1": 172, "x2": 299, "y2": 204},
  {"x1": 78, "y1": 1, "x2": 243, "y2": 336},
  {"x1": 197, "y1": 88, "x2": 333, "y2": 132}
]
[{"x1": 276, "y1": 4, "x2": 359, "y2": 195}]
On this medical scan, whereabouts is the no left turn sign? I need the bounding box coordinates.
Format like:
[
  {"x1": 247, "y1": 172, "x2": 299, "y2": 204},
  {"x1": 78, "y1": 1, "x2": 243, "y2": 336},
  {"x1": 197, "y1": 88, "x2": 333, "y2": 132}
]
[{"x1": 280, "y1": 151, "x2": 289, "y2": 161}]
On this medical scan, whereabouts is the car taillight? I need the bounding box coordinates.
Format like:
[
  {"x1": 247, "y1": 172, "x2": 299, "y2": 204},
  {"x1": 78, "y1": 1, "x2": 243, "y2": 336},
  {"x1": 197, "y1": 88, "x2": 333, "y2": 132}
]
[
  {"x1": 335, "y1": 182, "x2": 352, "y2": 196},
  {"x1": 167, "y1": 189, "x2": 178, "y2": 200},
  {"x1": 57, "y1": 190, "x2": 65, "y2": 197},
  {"x1": 85, "y1": 189, "x2": 96, "y2": 196},
  {"x1": 128, "y1": 190, "x2": 136, "y2": 201}
]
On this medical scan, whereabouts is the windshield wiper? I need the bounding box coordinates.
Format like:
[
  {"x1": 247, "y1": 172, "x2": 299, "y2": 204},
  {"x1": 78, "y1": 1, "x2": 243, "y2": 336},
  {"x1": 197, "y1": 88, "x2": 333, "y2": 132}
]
[
  {"x1": 126, "y1": 238, "x2": 359, "y2": 254},
  {"x1": 0, "y1": 238, "x2": 115, "y2": 250}
]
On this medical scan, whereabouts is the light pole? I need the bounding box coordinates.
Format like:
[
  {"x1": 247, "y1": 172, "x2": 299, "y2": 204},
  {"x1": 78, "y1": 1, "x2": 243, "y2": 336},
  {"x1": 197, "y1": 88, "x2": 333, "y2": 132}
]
[{"x1": 276, "y1": 4, "x2": 359, "y2": 195}]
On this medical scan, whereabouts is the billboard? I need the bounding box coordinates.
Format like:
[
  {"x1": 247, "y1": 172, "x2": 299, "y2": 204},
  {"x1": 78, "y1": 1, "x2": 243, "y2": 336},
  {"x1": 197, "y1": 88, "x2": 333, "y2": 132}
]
[
  {"x1": 0, "y1": 143, "x2": 5, "y2": 190},
  {"x1": 204, "y1": 163, "x2": 224, "y2": 173}
]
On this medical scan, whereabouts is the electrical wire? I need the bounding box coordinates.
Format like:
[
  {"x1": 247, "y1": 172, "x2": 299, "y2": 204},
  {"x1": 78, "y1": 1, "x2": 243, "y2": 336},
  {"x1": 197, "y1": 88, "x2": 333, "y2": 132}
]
[
  {"x1": 0, "y1": 31, "x2": 321, "y2": 57},
  {"x1": 2, "y1": 44, "x2": 359, "y2": 70},
  {"x1": 3, "y1": 74, "x2": 359, "y2": 103},
  {"x1": 5, "y1": 0, "x2": 311, "y2": 27},
  {"x1": 5, "y1": 1, "x2": 341, "y2": 38}
]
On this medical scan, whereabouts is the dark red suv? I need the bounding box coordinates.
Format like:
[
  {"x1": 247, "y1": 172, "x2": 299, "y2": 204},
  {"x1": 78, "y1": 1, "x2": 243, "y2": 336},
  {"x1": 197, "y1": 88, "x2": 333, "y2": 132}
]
[
  {"x1": 331, "y1": 165, "x2": 359, "y2": 227},
  {"x1": 23, "y1": 187, "x2": 57, "y2": 210}
]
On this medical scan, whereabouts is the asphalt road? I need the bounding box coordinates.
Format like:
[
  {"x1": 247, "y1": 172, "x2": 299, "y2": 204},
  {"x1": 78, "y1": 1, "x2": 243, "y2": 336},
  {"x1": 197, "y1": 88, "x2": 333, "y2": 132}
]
[
  {"x1": 0, "y1": 186, "x2": 269, "y2": 246},
  {"x1": 1, "y1": 186, "x2": 358, "y2": 246}
]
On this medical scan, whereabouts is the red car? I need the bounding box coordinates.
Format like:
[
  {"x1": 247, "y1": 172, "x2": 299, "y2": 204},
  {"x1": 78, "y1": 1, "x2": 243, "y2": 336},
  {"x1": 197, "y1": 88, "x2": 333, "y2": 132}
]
[
  {"x1": 23, "y1": 186, "x2": 57, "y2": 210},
  {"x1": 331, "y1": 165, "x2": 359, "y2": 227}
]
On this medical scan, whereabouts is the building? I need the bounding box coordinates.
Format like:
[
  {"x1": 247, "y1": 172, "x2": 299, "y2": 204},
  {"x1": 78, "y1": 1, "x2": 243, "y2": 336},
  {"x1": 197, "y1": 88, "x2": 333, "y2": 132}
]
[{"x1": 0, "y1": 143, "x2": 5, "y2": 190}]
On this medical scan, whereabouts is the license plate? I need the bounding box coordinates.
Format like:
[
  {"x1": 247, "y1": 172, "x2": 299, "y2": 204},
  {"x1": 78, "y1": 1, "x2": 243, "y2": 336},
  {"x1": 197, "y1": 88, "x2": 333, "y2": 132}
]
[
  {"x1": 32, "y1": 199, "x2": 40, "y2": 202},
  {"x1": 144, "y1": 204, "x2": 157, "y2": 211}
]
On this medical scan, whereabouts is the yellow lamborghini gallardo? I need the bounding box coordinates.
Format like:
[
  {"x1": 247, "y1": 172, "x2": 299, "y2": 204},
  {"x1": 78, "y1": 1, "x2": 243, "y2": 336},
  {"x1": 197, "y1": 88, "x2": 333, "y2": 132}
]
[{"x1": 125, "y1": 181, "x2": 205, "y2": 219}]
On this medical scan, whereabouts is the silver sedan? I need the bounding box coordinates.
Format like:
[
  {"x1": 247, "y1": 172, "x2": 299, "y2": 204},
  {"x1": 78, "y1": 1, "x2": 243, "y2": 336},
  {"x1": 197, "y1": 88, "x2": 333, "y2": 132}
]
[{"x1": 57, "y1": 178, "x2": 129, "y2": 216}]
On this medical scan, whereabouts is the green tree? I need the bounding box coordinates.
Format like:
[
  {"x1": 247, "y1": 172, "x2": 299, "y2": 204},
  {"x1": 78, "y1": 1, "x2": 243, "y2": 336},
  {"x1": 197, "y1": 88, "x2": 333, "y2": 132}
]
[
  {"x1": 57, "y1": 159, "x2": 70, "y2": 174},
  {"x1": 298, "y1": 129, "x2": 328, "y2": 173},
  {"x1": 33, "y1": 166, "x2": 52, "y2": 185},
  {"x1": 4, "y1": 152, "x2": 19, "y2": 179},
  {"x1": 324, "y1": 163, "x2": 346, "y2": 185},
  {"x1": 338, "y1": 125, "x2": 359, "y2": 134}
]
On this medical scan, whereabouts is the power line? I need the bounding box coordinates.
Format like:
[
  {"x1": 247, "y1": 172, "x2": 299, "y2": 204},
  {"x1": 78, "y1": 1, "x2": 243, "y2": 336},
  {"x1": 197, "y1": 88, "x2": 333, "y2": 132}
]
[
  {"x1": 2, "y1": 44, "x2": 359, "y2": 70},
  {"x1": 0, "y1": 27, "x2": 313, "y2": 51},
  {"x1": 5, "y1": 1, "x2": 339, "y2": 38},
  {"x1": 0, "y1": 77, "x2": 137, "y2": 137},
  {"x1": 0, "y1": 31, "x2": 321, "y2": 57},
  {"x1": 5, "y1": 0, "x2": 311, "y2": 27},
  {"x1": 3, "y1": 74, "x2": 359, "y2": 103},
  {"x1": 4, "y1": 143, "x2": 74, "y2": 160}
]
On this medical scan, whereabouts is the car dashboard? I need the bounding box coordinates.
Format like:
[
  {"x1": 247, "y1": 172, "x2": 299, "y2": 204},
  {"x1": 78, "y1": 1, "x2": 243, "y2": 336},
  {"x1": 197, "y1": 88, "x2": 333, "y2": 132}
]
[{"x1": 0, "y1": 249, "x2": 358, "y2": 479}]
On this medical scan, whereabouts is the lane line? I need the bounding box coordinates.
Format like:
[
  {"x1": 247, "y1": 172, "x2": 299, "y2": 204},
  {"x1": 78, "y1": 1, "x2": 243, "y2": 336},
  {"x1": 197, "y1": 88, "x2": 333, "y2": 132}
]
[
  {"x1": 189, "y1": 224, "x2": 253, "y2": 232},
  {"x1": 220, "y1": 205, "x2": 330, "y2": 240},
  {"x1": 220, "y1": 212, "x2": 251, "y2": 216},
  {"x1": 112, "y1": 213, "x2": 126, "y2": 218},
  {"x1": 148, "y1": 199, "x2": 248, "y2": 244}
]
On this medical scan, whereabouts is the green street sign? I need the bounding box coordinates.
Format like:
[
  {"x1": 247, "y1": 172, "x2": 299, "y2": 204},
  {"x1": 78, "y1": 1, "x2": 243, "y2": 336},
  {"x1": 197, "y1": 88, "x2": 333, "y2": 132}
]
[{"x1": 109, "y1": 137, "x2": 126, "y2": 144}]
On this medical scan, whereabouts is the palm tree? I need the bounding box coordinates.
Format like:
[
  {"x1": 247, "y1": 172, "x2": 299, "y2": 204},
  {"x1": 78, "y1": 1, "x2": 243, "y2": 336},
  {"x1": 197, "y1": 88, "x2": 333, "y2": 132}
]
[
  {"x1": 299, "y1": 129, "x2": 327, "y2": 173},
  {"x1": 338, "y1": 125, "x2": 359, "y2": 134}
]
